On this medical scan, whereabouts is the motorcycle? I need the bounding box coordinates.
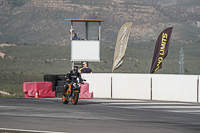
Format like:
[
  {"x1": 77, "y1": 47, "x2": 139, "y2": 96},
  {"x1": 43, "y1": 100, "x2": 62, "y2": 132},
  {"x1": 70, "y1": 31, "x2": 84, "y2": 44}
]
[{"x1": 62, "y1": 76, "x2": 85, "y2": 105}]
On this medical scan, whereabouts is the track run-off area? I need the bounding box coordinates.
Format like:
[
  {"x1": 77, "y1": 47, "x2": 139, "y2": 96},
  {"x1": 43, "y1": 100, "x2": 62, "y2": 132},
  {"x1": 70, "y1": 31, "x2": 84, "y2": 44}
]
[{"x1": 0, "y1": 98, "x2": 200, "y2": 133}]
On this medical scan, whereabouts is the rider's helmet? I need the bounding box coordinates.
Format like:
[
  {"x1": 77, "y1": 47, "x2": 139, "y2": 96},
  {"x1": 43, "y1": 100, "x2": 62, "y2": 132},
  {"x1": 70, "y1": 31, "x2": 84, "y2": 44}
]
[{"x1": 72, "y1": 66, "x2": 79, "y2": 74}]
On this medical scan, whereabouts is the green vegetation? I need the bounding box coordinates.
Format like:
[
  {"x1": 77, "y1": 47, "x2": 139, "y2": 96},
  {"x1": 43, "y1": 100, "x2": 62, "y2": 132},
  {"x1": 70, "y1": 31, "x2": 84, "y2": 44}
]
[
  {"x1": 0, "y1": 45, "x2": 71, "y2": 97},
  {"x1": 0, "y1": 0, "x2": 200, "y2": 97},
  {"x1": 6, "y1": 0, "x2": 26, "y2": 6},
  {"x1": 0, "y1": 40, "x2": 199, "y2": 97}
]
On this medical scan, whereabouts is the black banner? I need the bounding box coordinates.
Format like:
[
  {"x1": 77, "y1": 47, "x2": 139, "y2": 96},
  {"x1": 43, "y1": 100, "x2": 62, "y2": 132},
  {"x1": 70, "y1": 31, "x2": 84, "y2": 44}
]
[{"x1": 150, "y1": 27, "x2": 173, "y2": 74}]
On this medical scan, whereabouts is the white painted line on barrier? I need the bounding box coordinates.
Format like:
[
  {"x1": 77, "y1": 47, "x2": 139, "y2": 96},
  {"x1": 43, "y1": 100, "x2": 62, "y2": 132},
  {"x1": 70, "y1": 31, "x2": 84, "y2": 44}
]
[{"x1": 0, "y1": 128, "x2": 68, "y2": 133}]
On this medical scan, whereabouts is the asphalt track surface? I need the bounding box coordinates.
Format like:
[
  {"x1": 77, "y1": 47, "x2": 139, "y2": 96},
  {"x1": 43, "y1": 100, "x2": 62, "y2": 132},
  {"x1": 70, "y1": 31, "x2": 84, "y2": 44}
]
[{"x1": 0, "y1": 98, "x2": 200, "y2": 133}]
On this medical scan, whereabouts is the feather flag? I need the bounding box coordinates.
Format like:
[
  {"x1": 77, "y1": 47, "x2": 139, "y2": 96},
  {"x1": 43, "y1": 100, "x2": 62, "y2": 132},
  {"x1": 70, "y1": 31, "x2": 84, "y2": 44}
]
[
  {"x1": 112, "y1": 22, "x2": 132, "y2": 72},
  {"x1": 150, "y1": 27, "x2": 173, "y2": 73}
]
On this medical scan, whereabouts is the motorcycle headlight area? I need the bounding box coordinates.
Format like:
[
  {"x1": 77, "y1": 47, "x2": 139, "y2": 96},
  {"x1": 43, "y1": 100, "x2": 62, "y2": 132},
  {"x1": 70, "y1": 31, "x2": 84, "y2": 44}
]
[{"x1": 73, "y1": 83, "x2": 80, "y2": 88}]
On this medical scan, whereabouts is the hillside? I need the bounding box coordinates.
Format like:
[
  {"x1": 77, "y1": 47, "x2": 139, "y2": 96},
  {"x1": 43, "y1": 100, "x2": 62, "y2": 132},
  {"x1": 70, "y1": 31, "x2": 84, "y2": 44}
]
[
  {"x1": 0, "y1": 41, "x2": 199, "y2": 97},
  {"x1": 0, "y1": 0, "x2": 200, "y2": 45},
  {"x1": 0, "y1": 0, "x2": 200, "y2": 97}
]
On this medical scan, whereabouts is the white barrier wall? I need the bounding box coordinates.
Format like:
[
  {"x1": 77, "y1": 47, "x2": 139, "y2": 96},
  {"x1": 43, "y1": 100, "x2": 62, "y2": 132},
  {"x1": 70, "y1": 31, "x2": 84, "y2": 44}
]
[
  {"x1": 81, "y1": 73, "x2": 112, "y2": 98},
  {"x1": 81, "y1": 73, "x2": 199, "y2": 103},
  {"x1": 152, "y1": 74, "x2": 199, "y2": 102},
  {"x1": 112, "y1": 74, "x2": 151, "y2": 100}
]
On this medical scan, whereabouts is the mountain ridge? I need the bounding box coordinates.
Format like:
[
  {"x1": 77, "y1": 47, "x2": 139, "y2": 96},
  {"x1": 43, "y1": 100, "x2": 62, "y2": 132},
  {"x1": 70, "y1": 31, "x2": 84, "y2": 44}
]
[
  {"x1": 1, "y1": 0, "x2": 200, "y2": 98},
  {"x1": 0, "y1": 0, "x2": 200, "y2": 45}
]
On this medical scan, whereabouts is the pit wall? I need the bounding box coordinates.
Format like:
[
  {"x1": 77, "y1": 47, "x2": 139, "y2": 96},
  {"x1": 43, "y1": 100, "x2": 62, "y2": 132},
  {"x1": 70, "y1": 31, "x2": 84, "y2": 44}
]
[
  {"x1": 81, "y1": 74, "x2": 111, "y2": 98},
  {"x1": 82, "y1": 73, "x2": 200, "y2": 103}
]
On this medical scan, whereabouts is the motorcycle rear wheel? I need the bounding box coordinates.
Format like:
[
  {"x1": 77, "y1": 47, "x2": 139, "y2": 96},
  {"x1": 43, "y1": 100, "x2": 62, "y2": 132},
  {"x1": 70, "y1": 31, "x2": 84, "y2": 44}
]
[{"x1": 72, "y1": 92, "x2": 79, "y2": 105}]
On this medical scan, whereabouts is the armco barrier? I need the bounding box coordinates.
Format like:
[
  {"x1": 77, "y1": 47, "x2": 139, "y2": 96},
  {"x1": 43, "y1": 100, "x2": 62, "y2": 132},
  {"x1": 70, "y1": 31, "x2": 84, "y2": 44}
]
[
  {"x1": 112, "y1": 74, "x2": 151, "y2": 100},
  {"x1": 81, "y1": 73, "x2": 112, "y2": 98},
  {"x1": 152, "y1": 74, "x2": 199, "y2": 102}
]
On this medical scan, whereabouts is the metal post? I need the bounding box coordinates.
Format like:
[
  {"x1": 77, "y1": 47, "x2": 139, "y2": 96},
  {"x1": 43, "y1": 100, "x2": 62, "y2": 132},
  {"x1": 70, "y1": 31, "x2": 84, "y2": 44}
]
[
  {"x1": 111, "y1": 77, "x2": 112, "y2": 98},
  {"x1": 71, "y1": 21, "x2": 73, "y2": 68},
  {"x1": 98, "y1": 22, "x2": 101, "y2": 62},
  {"x1": 70, "y1": 21, "x2": 73, "y2": 40},
  {"x1": 179, "y1": 47, "x2": 184, "y2": 74},
  {"x1": 85, "y1": 22, "x2": 88, "y2": 40},
  {"x1": 151, "y1": 78, "x2": 152, "y2": 100},
  {"x1": 99, "y1": 22, "x2": 101, "y2": 41},
  {"x1": 197, "y1": 78, "x2": 199, "y2": 103},
  {"x1": 72, "y1": 61, "x2": 74, "y2": 69}
]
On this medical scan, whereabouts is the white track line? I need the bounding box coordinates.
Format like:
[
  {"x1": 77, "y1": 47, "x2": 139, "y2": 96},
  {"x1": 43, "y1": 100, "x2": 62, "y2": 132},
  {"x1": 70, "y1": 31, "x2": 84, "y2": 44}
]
[
  {"x1": 0, "y1": 128, "x2": 68, "y2": 133},
  {"x1": 102, "y1": 102, "x2": 191, "y2": 105},
  {"x1": 109, "y1": 106, "x2": 200, "y2": 109}
]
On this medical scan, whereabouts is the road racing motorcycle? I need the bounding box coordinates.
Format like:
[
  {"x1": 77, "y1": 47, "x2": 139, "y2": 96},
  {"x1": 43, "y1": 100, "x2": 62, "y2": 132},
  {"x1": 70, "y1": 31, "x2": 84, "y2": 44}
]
[{"x1": 62, "y1": 75, "x2": 85, "y2": 105}]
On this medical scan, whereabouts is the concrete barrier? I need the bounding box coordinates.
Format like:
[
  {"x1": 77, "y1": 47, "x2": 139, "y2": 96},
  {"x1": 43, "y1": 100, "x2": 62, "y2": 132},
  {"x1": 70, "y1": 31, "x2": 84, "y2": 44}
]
[
  {"x1": 152, "y1": 74, "x2": 199, "y2": 102},
  {"x1": 81, "y1": 73, "x2": 200, "y2": 103},
  {"x1": 112, "y1": 74, "x2": 151, "y2": 100},
  {"x1": 81, "y1": 73, "x2": 112, "y2": 98}
]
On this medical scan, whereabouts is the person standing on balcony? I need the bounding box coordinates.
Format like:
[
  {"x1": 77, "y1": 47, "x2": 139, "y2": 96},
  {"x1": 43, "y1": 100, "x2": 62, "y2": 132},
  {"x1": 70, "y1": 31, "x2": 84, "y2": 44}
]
[
  {"x1": 80, "y1": 62, "x2": 92, "y2": 73},
  {"x1": 70, "y1": 29, "x2": 78, "y2": 40}
]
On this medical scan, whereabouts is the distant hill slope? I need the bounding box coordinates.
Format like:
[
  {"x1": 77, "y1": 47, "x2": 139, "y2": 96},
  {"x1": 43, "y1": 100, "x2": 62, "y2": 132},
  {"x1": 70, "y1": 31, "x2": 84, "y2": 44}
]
[
  {"x1": 0, "y1": 0, "x2": 200, "y2": 45},
  {"x1": 1, "y1": 0, "x2": 200, "y2": 98}
]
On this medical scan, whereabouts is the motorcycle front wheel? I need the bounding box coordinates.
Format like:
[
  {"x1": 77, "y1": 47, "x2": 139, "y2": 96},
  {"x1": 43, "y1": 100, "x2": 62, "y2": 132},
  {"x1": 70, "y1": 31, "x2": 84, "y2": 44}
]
[
  {"x1": 62, "y1": 90, "x2": 69, "y2": 104},
  {"x1": 72, "y1": 92, "x2": 79, "y2": 105}
]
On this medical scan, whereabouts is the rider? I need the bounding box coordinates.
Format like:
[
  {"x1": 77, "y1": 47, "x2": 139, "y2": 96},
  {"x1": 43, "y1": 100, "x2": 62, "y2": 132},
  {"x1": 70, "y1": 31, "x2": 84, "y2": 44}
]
[
  {"x1": 66, "y1": 66, "x2": 82, "y2": 82},
  {"x1": 64, "y1": 66, "x2": 83, "y2": 94}
]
